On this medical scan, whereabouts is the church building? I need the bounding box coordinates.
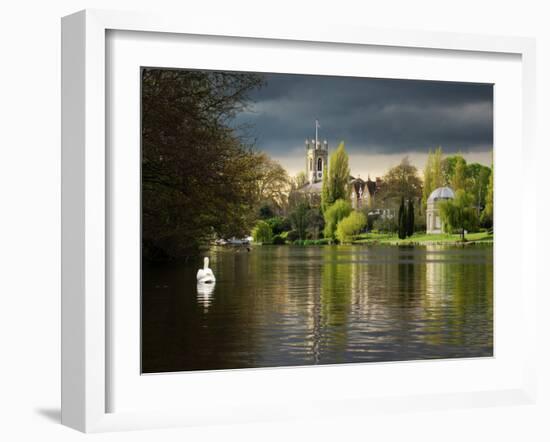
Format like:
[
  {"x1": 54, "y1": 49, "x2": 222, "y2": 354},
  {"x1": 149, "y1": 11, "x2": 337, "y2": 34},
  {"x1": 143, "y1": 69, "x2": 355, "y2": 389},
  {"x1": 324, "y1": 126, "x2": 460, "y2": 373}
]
[
  {"x1": 298, "y1": 122, "x2": 381, "y2": 209},
  {"x1": 305, "y1": 137, "x2": 328, "y2": 186}
]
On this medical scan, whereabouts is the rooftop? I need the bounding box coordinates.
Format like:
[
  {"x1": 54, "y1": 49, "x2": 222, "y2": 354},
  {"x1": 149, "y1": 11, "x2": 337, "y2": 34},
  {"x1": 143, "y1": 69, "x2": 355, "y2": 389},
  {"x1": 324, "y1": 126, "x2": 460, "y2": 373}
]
[{"x1": 428, "y1": 186, "x2": 455, "y2": 203}]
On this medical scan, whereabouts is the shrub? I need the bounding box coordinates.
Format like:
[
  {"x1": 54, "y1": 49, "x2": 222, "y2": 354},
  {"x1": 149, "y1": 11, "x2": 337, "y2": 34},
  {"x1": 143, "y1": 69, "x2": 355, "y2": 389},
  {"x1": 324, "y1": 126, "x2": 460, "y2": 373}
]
[
  {"x1": 267, "y1": 217, "x2": 291, "y2": 235},
  {"x1": 302, "y1": 238, "x2": 331, "y2": 246},
  {"x1": 336, "y1": 211, "x2": 367, "y2": 243},
  {"x1": 323, "y1": 199, "x2": 352, "y2": 240},
  {"x1": 272, "y1": 235, "x2": 285, "y2": 245},
  {"x1": 252, "y1": 220, "x2": 273, "y2": 244}
]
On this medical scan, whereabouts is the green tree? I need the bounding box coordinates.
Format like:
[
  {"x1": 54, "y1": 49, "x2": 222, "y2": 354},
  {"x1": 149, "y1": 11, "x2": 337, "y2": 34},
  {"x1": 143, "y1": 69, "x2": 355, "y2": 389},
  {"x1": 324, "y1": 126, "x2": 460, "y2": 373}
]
[
  {"x1": 407, "y1": 199, "x2": 415, "y2": 237},
  {"x1": 431, "y1": 147, "x2": 444, "y2": 189},
  {"x1": 307, "y1": 207, "x2": 325, "y2": 239},
  {"x1": 451, "y1": 155, "x2": 467, "y2": 192},
  {"x1": 323, "y1": 199, "x2": 352, "y2": 241},
  {"x1": 423, "y1": 147, "x2": 444, "y2": 211},
  {"x1": 321, "y1": 142, "x2": 350, "y2": 212},
  {"x1": 422, "y1": 150, "x2": 434, "y2": 211},
  {"x1": 141, "y1": 68, "x2": 265, "y2": 260},
  {"x1": 442, "y1": 154, "x2": 462, "y2": 186},
  {"x1": 439, "y1": 190, "x2": 478, "y2": 241},
  {"x1": 442, "y1": 154, "x2": 491, "y2": 216},
  {"x1": 379, "y1": 157, "x2": 422, "y2": 210},
  {"x1": 289, "y1": 201, "x2": 310, "y2": 240},
  {"x1": 336, "y1": 211, "x2": 367, "y2": 243},
  {"x1": 254, "y1": 153, "x2": 291, "y2": 214},
  {"x1": 287, "y1": 172, "x2": 309, "y2": 212},
  {"x1": 481, "y1": 163, "x2": 494, "y2": 227},
  {"x1": 465, "y1": 162, "x2": 491, "y2": 215},
  {"x1": 252, "y1": 220, "x2": 273, "y2": 244}
]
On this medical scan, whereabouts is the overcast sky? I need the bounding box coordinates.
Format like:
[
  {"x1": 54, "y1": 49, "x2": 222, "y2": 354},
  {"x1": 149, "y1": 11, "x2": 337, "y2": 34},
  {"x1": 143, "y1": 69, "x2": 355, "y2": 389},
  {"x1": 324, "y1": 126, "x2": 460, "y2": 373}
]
[{"x1": 233, "y1": 73, "x2": 493, "y2": 178}]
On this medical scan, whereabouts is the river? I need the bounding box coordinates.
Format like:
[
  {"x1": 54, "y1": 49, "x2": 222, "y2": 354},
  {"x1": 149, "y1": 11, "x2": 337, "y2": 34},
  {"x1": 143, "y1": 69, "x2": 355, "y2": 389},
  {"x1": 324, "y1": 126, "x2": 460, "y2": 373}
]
[{"x1": 142, "y1": 244, "x2": 493, "y2": 373}]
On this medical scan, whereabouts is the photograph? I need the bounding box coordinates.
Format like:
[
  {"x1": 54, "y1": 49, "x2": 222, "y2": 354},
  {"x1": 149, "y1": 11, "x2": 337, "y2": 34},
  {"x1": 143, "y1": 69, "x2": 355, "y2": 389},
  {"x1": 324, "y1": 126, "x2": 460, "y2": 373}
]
[{"x1": 140, "y1": 68, "x2": 494, "y2": 374}]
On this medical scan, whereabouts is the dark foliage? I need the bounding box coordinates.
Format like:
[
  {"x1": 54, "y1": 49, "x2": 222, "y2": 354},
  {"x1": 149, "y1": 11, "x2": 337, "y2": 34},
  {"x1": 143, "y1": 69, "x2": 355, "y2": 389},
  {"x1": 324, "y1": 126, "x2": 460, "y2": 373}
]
[
  {"x1": 289, "y1": 201, "x2": 310, "y2": 240},
  {"x1": 266, "y1": 217, "x2": 291, "y2": 235},
  {"x1": 141, "y1": 68, "x2": 265, "y2": 260},
  {"x1": 398, "y1": 197, "x2": 406, "y2": 239},
  {"x1": 259, "y1": 205, "x2": 275, "y2": 219}
]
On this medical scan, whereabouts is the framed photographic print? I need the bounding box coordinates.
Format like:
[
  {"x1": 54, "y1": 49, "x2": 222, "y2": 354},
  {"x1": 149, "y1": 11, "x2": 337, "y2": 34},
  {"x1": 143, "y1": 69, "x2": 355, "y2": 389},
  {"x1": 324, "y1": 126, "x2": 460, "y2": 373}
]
[
  {"x1": 140, "y1": 69, "x2": 494, "y2": 374},
  {"x1": 61, "y1": 9, "x2": 537, "y2": 432}
]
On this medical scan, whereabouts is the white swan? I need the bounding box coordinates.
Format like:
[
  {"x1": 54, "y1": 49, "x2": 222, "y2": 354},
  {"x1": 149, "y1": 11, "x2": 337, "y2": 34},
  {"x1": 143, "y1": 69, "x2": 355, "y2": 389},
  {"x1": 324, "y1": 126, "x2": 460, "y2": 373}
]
[{"x1": 196, "y1": 257, "x2": 216, "y2": 283}]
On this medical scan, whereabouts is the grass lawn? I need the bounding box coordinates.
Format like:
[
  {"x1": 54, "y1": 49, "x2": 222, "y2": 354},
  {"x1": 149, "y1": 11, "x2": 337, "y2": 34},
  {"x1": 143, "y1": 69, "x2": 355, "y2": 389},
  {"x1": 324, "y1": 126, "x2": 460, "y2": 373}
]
[{"x1": 352, "y1": 231, "x2": 493, "y2": 245}]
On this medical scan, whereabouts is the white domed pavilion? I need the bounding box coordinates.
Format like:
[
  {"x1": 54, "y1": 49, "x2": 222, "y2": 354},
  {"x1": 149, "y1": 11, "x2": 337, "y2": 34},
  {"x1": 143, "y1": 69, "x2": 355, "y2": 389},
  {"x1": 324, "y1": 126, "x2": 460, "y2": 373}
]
[{"x1": 426, "y1": 186, "x2": 455, "y2": 234}]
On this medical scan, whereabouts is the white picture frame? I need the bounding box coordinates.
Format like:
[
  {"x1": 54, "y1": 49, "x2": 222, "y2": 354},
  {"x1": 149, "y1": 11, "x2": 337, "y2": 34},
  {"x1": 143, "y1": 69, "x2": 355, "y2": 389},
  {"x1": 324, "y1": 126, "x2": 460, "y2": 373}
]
[{"x1": 61, "y1": 9, "x2": 537, "y2": 433}]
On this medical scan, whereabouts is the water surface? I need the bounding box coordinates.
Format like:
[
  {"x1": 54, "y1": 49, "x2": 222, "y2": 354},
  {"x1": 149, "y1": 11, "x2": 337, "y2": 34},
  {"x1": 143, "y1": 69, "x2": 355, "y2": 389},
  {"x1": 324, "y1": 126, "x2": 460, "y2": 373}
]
[{"x1": 142, "y1": 244, "x2": 493, "y2": 373}]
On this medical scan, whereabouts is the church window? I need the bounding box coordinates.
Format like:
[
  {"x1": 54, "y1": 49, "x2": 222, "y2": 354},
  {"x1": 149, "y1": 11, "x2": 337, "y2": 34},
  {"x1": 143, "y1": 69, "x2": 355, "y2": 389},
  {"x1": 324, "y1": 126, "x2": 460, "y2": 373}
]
[
  {"x1": 309, "y1": 158, "x2": 313, "y2": 171},
  {"x1": 317, "y1": 158, "x2": 322, "y2": 171}
]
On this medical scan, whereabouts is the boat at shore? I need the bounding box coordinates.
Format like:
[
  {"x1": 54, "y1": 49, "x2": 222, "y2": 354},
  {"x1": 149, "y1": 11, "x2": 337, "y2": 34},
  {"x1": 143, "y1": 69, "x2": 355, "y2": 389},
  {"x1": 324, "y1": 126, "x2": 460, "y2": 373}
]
[{"x1": 214, "y1": 237, "x2": 252, "y2": 246}]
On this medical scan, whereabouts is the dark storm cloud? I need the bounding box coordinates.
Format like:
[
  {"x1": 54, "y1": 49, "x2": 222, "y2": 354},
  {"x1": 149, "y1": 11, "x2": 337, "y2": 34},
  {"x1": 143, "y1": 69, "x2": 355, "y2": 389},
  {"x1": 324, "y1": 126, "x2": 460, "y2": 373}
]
[{"x1": 233, "y1": 73, "x2": 493, "y2": 156}]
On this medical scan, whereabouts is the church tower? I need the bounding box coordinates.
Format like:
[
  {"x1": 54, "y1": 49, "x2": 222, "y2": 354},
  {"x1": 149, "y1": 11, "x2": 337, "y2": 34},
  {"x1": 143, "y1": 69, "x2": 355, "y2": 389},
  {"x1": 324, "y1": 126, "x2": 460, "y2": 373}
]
[{"x1": 305, "y1": 120, "x2": 328, "y2": 184}]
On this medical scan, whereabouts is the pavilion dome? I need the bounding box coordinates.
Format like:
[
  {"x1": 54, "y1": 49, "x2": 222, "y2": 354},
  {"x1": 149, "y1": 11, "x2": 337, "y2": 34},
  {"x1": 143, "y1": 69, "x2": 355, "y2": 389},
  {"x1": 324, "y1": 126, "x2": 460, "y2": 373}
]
[{"x1": 427, "y1": 186, "x2": 455, "y2": 203}]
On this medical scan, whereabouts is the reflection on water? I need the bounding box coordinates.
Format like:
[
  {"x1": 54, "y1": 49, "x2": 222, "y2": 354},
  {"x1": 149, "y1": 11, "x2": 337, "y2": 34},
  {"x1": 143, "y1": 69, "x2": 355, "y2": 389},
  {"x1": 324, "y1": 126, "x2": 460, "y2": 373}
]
[
  {"x1": 196, "y1": 282, "x2": 216, "y2": 311},
  {"x1": 142, "y1": 245, "x2": 493, "y2": 373}
]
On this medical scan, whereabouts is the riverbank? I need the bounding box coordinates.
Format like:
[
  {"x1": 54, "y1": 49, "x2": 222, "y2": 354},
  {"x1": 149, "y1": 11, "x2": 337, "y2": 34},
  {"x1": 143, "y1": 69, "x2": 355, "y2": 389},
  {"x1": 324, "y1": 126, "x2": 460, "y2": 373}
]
[
  {"x1": 248, "y1": 231, "x2": 493, "y2": 247},
  {"x1": 351, "y1": 231, "x2": 493, "y2": 246}
]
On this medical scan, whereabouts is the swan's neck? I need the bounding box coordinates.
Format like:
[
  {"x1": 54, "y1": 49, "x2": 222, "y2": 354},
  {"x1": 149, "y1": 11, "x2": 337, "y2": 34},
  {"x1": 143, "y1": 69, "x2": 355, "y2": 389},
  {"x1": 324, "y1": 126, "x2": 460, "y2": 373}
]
[{"x1": 203, "y1": 258, "x2": 209, "y2": 269}]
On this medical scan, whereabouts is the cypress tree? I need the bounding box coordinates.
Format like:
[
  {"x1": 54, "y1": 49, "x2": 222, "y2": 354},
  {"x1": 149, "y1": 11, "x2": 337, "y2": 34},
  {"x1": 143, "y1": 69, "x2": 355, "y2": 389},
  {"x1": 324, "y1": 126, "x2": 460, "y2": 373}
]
[{"x1": 398, "y1": 197, "x2": 406, "y2": 239}]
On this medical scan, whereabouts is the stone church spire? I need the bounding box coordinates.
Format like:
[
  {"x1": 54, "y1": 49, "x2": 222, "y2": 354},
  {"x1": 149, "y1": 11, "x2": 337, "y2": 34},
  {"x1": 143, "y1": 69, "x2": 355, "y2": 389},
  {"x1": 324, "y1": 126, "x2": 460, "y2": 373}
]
[{"x1": 305, "y1": 120, "x2": 328, "y2": 184}]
